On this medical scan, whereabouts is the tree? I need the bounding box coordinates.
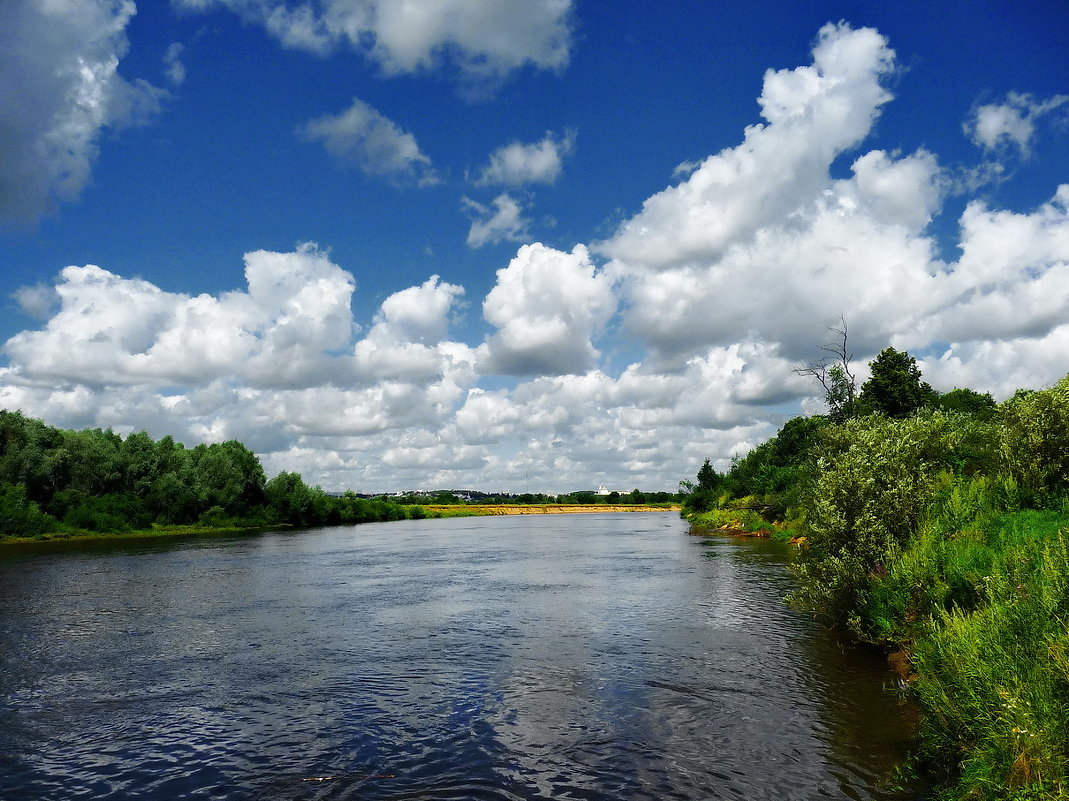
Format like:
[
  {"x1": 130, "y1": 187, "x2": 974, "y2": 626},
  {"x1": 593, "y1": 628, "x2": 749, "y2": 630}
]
[
  {"x1": 936, "y1": 387, "x2": 996, "y2": 420},
  {"x1": 696, "y1": 458, "x2": 720, "y2": 491},
  {"x1": 858, "y1": 347, "x2": 936, "y2": 418},
  {"x1": 794, "y1": 317, "x2": 858, "y2": 423},
  {"x1": 192, "y1": 440, "x2": 266, "y2": 518}
]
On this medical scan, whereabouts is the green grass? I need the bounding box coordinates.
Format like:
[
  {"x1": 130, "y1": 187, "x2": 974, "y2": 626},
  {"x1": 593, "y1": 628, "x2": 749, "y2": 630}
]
[
  {"x1": 838, "y1": 489, "x2": 1069, "y2": 800},
  {"x1": 0, "y1": 522, "x2": 274, "y2": 549}
]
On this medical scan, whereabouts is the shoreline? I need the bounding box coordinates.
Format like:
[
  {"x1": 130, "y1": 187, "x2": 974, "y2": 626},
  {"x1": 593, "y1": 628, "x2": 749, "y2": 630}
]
[
  {"x1": 0, "y1": 507, "x2": 682, "y2": 551},
  {"x1": 0, "y1": 523, "x2": 279, "y2": 552},
  {"x1": 423, "y1": 504, "x2": 681, "y2": 516}
]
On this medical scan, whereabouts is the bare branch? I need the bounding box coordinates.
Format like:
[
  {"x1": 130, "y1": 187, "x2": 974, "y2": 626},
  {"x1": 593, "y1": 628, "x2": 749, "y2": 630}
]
[{"x1": 793, "y1": 316, "x2": 858, "y2": 420}]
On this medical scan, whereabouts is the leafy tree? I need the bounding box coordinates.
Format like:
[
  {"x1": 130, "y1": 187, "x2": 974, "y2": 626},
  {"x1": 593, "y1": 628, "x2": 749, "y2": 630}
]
[
  {"x1": 935, "y1": 387, "x2": 996, "y2": 420},
  {"x1": 696, "y1": 458, "x2": 720, "y2": 491},
  {"x1": 998, "y1": 374, "x2": 1069, "y2": 504},
  {"x1": 857, "y1": 347, "x2": 936, "y2": 418},
  {"x1": 121, "y1": 431, "x2": 161, "y2": 496},
  {"x1": 191, "y1": 440, "x2": 266, "y2": 517},
  {"x1": 791, "y1": 409, "x2": 996, "y2": 620},
  {"x1": 265, "y1": 471, "x2": 314, "y2": 525},
  {"x1": 0, "y1": 482, "x2": 56, "y2": 538}
]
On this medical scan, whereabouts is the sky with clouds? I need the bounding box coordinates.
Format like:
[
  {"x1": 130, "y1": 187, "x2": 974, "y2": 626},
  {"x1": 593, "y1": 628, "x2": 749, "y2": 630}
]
[{"x1": 2, "y1": 0, "x2": 1067, "y2": 493}]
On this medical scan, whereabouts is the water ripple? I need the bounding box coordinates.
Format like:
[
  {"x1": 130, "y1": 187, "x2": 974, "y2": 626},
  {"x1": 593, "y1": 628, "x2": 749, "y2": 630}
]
[{"x1": 0, "y1": 516, "x2": 923, "y2": 800}]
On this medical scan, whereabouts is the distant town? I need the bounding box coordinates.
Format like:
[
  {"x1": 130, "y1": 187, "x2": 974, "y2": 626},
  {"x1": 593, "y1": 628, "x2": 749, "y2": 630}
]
[{"x1": 335, "y1": 487, "x2": 683, "y2": 505}]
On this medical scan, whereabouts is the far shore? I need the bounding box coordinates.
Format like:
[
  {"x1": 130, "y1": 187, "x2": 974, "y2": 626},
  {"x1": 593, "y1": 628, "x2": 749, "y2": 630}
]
[
  {"x1": 423, "y1": 504, "x2": 681, "y2": 516},
  {"x1": 0, "y1": 507, "x2": 682, "y2": 551}
]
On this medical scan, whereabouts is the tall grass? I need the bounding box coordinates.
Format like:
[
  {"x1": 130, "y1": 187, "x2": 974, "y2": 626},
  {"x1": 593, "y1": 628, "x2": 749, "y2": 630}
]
[
  {"x1": 783, "y1": 374, "x2": 1069, "y2": 799},
  {"x1": 910, "y1": 525, "x2": 1069, "y2": 799}
]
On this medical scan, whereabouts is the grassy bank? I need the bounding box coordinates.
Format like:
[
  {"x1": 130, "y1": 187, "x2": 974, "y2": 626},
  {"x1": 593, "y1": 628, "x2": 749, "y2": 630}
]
[
  {"x1": 0, "y1": 522, "x2": 276, "y2": 549},
  {"x1": 682, "y1": 371, "x2": 1069, "y2": 800}
]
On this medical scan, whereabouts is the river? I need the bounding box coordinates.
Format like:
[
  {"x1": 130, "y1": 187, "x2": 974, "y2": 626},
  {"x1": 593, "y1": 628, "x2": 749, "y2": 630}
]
[{"x1": 0, "y1": 513, "x2": 924, "y2": 800}]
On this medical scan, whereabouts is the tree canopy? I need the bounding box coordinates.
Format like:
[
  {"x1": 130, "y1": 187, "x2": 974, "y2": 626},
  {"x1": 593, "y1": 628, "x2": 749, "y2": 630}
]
[{"x1": 857, "y1": 346, "x2": 937, "y2": 418}]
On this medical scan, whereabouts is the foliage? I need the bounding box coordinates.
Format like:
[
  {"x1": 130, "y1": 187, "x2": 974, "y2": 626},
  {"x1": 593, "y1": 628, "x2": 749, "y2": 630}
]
[
  {"x1": 789, "y1": 410, "x2": 997, "y2": 621},
  {"x1": 0, "y1": 410, "x2": 418, "y2": 540},
  {"x1": 998, "y1": 373, "x2": 1069, "y2": 505},
  {"x1": 685, "y1": 333, "x2": 1069, "y2": 800},
  {"x1": 937, "y1": 387, "x2": 997, "y2": 420},
  {"x1": 910, "y1": 523, "x2": 1069, "y2": 799},
  {"x1": 0, "y1": 482, "x2": 56, "y2": 538},
  {"x1": 857, "y1": 346, "x2": 938, "y2": 418},
  {"x1": 683, "y1": 414, "x2": 827, "y2": 518}
]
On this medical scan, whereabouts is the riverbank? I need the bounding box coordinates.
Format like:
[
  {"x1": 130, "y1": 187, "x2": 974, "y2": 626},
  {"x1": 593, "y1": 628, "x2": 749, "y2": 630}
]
[
  {"x1": 0, "y1": 505, "x2": 683, "y2": 551},
  {"x1": 680, "y1": 373, "x2": 1069, "y2": 800},
  {"x1": 0, "y1": 522, "x2": 280, "y2": 551},
  {"x1": 423, "y1": 504, "x2": 680, "y2": 516}
]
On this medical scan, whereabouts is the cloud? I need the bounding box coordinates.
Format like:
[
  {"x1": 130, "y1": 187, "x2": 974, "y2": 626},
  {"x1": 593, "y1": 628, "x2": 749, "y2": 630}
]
[
  {"x1": 601, "y1": 22, "x2": 896, "y2": 275},
  {"x1": 11, "y1": 284, "x2": 58, "y2": 320},
  {"x1": 300, "y1": 98, "x2": 439, "y2": 186},
  {"x1": 0, "y1": 0, "x2": 166, "y2": 224},
  {"x1": 463, "y1": 193, "x2": 531, "y2": 247},
  {"x1": 596, "y1": 20, "x2": 1069, "y2": 413},
  {"x1": 175, "y1": 0, "x2": 573, "y2": 90},
  {"x1": 476, "y1": 129, "x2": 576, "y2": 186},
  {"x1": 479, "y1": 243, "x2": 615, "y2": 376},
  {"x1": 4, "y1": 22, "x2": 1069, "y2": 495},
  {"x1": 967, "y1": 92, "x2": 1069, "y2": 156},
  {"x1": 163, "y1": 42, "x2": 186, "y2": 85},
  {"x1": 354, "y1": 276, "x2": 473, "y2": 384},
  {"x1": 3, "y1": 244, "x2": 357, "y2": 388}
]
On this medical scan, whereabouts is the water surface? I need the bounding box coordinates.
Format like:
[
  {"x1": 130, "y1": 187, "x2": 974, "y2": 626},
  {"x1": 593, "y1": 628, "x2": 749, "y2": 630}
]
[{"x1": 0, "y1": 513, "x2": 922, "y2": 799}]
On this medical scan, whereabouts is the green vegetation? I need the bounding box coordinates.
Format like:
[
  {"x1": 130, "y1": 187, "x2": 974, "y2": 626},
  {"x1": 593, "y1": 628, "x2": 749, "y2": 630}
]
[
  {"x1": 0, "y1": 411, "x2": 421, "y2": 543},
  {"x1": 683, "y1": 348, "x2": 1069, "y2": 800}
]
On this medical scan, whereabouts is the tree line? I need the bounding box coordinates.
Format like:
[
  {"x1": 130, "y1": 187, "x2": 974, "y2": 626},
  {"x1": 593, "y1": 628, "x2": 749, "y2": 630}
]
[
  {"x1": 682, "y1": 338, "x2": 1069, "y2": 800},
  {"x1": 0, "y1": 411, "x2": 418, "y2": 539},
  {"x1": 396, "y1": 489, "x2": 681, "y2": 506}
]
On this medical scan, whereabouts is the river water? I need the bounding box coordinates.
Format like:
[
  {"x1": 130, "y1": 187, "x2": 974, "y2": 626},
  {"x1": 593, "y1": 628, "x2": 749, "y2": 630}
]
[{"x1": 0, "y1": 513, "x2": 924, "y2": 800}]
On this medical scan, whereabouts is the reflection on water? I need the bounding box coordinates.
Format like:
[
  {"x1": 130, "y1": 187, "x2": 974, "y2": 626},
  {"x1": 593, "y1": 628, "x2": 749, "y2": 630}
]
[{"x1": 0, "y1": 514, "x2": 923, "y2": 799}]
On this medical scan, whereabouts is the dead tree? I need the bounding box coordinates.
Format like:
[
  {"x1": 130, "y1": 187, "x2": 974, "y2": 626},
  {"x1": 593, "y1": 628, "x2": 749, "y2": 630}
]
[{"x1": 793, "y1": 316, "x2": 858, "y2": 422}]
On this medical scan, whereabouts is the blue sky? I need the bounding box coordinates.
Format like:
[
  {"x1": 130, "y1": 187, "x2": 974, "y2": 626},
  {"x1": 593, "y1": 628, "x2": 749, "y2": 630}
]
[{"x1": 2, "y1": 0, "x2": 1068, "y2": 492}]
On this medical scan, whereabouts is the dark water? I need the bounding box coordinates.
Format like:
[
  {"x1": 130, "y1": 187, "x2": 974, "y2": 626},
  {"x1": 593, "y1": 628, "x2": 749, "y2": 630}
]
[{"x1": 0, "y1": 514, "x2": 923, "y2": 800}]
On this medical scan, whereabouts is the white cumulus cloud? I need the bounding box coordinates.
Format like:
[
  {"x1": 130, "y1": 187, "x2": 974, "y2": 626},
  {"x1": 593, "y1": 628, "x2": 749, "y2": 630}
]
[
  {"x1": 476, "y1": 129, "x2": 576, "y2": 186},
  {"x1": 300, "y1": 98, "x2": 439, "y2": 186},
  {"x1": 174, "y1": 0, "x2": 573, "y2": 91},
  {"x1": 479, "y1": 243, "x2": 615, "y2": 376},
  {"x1": 4, "y1": 22, "x2": 1069, "y2": 494},
  {"x1": 0, "y1": 0, "x2": 166, "y2": 224},
  {"x1": 967, "y1": 92, "x2": 1069, "y2": 157},
  {"x1": 463, "y1": 193, "x2": 532, "y2": 248}
]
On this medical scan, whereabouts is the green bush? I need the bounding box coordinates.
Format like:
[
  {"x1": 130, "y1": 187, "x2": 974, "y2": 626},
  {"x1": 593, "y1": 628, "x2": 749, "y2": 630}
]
[
  {"x1": 56, "y1": 491, "x2": 149, "y2": 532},
  {"x1": 999, "y1": 375, "x2": 1069, "y2": 506},
  {"x1": 0, "y1": 482, "x2": 56, "y2": 538},
  {"x1": 197, "y1": 505, "x2": 233, "y2": 528},
  {"x1": 790, "y1": 410, "x2": 998, "y2": 625}
]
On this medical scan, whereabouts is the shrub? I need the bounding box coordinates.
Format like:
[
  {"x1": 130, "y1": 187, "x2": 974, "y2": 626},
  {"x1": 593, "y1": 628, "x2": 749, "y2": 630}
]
[
  {"x1": 0, "y1": 482, "x2": 56, "y2": 538},
  {"x1": 197, "y1": 505, "x2": 233, "y2": 528},
  {"x1": 790, "y1": 410, "x2": 997, "y2": 625},
  {"x1": 999, "y1": 375, "x2": 1069, "y2": 507}
]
